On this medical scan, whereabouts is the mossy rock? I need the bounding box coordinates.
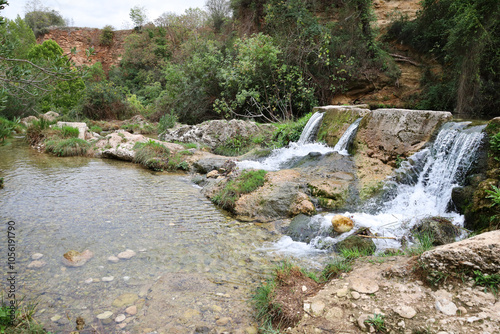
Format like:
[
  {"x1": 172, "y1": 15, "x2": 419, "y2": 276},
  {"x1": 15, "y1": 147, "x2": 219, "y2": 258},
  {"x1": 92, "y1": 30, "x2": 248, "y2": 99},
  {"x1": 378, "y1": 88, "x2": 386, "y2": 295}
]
[
  {"x1": 411, "y1": 217, "x2": 460, "y2": 246},
  {"x1": 286, "y1": 214, "x2": 322, "y2": 243},
  {"x1": 335, "y1": 235, "x2": 376, "y2": 255}
]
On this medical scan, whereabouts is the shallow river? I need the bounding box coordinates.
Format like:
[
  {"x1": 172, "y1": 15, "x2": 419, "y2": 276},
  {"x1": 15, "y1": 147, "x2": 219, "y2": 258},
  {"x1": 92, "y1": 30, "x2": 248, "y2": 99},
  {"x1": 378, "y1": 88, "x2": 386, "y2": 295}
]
[{"x1": 0, "y1": 139, "x2": 329, "y2": 333}]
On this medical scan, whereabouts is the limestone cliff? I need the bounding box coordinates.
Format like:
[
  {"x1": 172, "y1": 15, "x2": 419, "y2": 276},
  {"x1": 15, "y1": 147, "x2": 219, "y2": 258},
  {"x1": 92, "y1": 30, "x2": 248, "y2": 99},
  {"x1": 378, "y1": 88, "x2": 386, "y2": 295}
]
[{"x1": 37, "y1": 27, "x2": 132, "y2": 73}]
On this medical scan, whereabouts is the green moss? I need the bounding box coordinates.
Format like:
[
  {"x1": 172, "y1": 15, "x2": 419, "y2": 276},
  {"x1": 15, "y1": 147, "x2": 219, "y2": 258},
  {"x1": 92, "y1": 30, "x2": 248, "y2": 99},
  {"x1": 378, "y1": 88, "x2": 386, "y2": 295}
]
[
  {"x1": 212, "y1": 170, "x2": 267, "y2": 210},
  {"x1": 316, "y1": 109, "x2": 360, "y2": 147}
]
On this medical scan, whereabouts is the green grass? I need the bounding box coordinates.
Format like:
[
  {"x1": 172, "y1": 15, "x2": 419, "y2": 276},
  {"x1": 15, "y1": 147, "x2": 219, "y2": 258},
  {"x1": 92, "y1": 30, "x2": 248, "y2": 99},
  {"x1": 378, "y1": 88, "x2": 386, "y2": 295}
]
[
  {"x1": 321, "y1": 257, "x2": 353, "y2": 281},
  {"x1": 365, "y1": 313, "x2": 387, "y2": 333},
  {"x1": 473, "y1": 270, "x2": 500, "y2": 296},
  {"x1": 45, "y1": 138, "x2": 90, "y2": 157},
  {"x1": 133, "y1": 140, "x2": 190, "y2": 172},
  {"x1": 404, "y1": 231, "x2": 435, "y2": 256},
  {"x1": 212, "y1": 170, "x2": 267, "y2": 210},
  {"x1": 59, "y1": 126, "x2": 79, "y2": 138},
  {"x1": 133, "y1": 140, "x2": 170, "y2": 171},
  {"x1": 0, "y1": 296, "x2": 47, "y2": 333}
]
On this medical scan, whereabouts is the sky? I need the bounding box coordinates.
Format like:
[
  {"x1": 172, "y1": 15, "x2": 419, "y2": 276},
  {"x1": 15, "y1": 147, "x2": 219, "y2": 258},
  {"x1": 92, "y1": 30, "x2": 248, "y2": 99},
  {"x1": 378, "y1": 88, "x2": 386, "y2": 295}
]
[{"x1": 2, "y1": 0, "x2": 208, "y2": 29}]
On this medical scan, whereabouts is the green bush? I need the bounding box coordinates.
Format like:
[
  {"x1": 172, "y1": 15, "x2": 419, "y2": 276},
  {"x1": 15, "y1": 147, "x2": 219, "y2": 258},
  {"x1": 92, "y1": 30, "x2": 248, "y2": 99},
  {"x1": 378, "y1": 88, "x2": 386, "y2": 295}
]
[
  {"x1": 100, "y1": 25, "x2": 114, "y2": 46},
  {"x1": 158, "y1": 112, "x2": 177, "y2": 133},
  {"x1": 213, "y1": 135, "x2": 252, "y2": 156},
  {"x1": 45, "y1": 137, "x2": 90, "y2": 157},
  {"x1": 271, "y1": 112, "x2": 312, "y2": 148},
  {"x1": 0, "y1": 117, "x2": 20, "y2": 143},
  {"x1": 79, "y1": 81, "x2": 131, "y2": 120}
]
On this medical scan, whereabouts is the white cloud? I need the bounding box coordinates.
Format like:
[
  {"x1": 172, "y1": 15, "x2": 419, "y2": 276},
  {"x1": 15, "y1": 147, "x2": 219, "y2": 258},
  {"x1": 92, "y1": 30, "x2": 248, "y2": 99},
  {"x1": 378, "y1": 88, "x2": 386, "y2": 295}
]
[{"x1": 2, "y1": 0, "x2": 208, "y2": 29}]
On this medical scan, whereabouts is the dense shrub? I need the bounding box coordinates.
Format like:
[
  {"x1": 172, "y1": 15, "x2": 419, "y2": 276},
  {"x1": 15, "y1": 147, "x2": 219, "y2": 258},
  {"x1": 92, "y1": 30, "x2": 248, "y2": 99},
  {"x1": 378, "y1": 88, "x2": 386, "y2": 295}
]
[
  {"x1": 100, "y1": 25, "x2": 114, "y2": 46},
  {"x1": 386, "y1": 0, "x2": 500, "y2": 116},
  {"x1": 79, "y1": 81, "x2": 131, "y2": 120}
]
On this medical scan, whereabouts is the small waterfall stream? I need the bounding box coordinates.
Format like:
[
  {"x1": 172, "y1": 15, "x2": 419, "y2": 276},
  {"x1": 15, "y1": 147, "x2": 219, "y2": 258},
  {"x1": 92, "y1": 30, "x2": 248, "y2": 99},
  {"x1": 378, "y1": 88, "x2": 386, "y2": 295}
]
[
  {"x1": 333, "y1": 118, "x2": 362, "y2": 155},
  {"x1": 271, "y1": 121, "x2": 486, "y2": 253},
  {"x1": 237, "y1": 112, "x2": 361, "y2": 171}
]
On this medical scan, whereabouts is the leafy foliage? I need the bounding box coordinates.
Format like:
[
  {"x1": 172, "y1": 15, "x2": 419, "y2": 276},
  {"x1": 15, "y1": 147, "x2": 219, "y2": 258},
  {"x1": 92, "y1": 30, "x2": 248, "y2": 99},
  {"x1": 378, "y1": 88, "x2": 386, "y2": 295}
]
[
  {"x1": 79, "y1": 81, "x2": 131, "y2": 120},
  {"x1": 387, "y1": 0, "x2": 500, "y2": 116},
  {"x1": 100, "y1": 25, "x2": 114, "y2": 46}
]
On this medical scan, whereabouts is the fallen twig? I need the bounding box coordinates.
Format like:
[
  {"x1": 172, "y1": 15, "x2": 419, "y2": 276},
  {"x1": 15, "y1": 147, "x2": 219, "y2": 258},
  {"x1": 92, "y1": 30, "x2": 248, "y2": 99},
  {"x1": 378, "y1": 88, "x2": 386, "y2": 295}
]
[{"x1": 358, "y1": 235, "x2": 397, "y2": 240}]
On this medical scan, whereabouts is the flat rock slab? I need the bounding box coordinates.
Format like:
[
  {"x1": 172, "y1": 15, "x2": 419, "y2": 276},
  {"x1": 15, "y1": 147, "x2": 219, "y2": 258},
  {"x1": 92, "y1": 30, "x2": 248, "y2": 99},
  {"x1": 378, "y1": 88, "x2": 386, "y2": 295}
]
[{"x1": 349, "y1": 277, "x2": 379, "y2": 294}]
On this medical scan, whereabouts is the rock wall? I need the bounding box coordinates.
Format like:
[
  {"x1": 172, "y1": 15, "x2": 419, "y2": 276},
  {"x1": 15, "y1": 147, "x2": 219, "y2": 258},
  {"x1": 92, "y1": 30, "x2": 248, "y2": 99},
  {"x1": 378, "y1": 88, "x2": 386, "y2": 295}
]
[{"x1": 38, "y1": 27, "x2": 132, "y2": 73}]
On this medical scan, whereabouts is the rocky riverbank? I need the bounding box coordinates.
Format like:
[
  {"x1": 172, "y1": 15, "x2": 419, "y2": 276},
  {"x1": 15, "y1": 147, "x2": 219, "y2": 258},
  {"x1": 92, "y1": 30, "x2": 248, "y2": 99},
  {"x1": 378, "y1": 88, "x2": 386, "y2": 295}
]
[{"x1": 289, "y1": 230, "x2": 500, "y2": 334}]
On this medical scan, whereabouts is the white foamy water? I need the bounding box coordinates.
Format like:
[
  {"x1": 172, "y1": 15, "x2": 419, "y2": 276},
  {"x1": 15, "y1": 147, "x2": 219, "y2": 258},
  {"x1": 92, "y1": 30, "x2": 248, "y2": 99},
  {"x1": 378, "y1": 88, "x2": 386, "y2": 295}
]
[
  {"x1": 333, "y1": 118, "x2": 362, "y2": 155},
  {"x1": 272, "y1": 122, "x2": 486, "y2": 254},
  {"x1": 237, "y1": 113, "x2": 362, "y2": 171},
  {"x1": 237, "y1": 142, "x2": 335, "y2": 171}
]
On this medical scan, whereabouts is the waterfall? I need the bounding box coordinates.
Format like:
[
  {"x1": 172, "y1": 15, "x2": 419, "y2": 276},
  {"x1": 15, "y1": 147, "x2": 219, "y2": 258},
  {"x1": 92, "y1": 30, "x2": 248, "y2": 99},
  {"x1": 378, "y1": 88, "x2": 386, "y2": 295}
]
[
  {"x1": 269, "y1": 121, "x2": 486, "y2": 254},
  {"x1": 380, "y1": 122, "x2": 486, "y2": 217},
  {"x1": 237, "y1": 112, "x2": 334, "y2": 171},
  {"x1": 297, "y1": 112, "x2": 325, "y2": 144},
  {"x1": 237, "y1": 113, "x2": 363, "y2": 171},
  {"x1": 333, "y1": 118, "x2": 362, "y2": 155}
]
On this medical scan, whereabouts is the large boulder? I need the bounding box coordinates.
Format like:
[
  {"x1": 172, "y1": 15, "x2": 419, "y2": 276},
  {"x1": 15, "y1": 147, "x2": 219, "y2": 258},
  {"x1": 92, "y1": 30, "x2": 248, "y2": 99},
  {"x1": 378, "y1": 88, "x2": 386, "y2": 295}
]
[
  {"x1": 287, "y1": 214, "x2": 323, "y2": 243},
  {"x1": 40, "y1": 111, "x2": 60, "y2": 122},
  {"x1": 160, "y1": 119, "x2": 275, "y2": 149},
  {"x1": 355, "y1": 109, "x2": 452, "y2": 165},
  {"x1": 232, "y1": 170, "x2": 316, "y2": 222},
  {"x1": 419, "y1": 230, "x2": 500, "y2": 276},
  {"x1": 54, "y1": 122, "x2": 92, "y2": 140},
  {"x1": 94, "y1": 130, "x2": 184, "y2": 161},
  {"x1": 410, "y1": 216, "x2": 460, "y2": 246}
]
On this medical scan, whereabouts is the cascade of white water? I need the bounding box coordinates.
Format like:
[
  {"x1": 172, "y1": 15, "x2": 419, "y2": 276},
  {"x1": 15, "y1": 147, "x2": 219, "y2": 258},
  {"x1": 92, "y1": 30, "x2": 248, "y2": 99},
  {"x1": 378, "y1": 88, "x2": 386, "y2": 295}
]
[
  {"x1": 333, "y1": 118, "x2": 362, "y2": 155},
  {"x1": 268, "y1": 121, "x2": 487, "y2": 254},
  {"x1": 237, "y1": 112, "x2": 333, "y2": 171},
  {"x1": 297, "y1": 112, "x2": 325, "y2": 144},
  {"x1": 237, "y1": 113, "x2": 363, "y2": 171}
]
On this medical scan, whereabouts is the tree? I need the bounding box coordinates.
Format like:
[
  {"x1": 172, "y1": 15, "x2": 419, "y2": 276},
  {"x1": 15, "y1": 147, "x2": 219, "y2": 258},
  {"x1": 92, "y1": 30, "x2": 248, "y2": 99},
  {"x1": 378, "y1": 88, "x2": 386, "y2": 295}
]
[
  {"x1": 0, "y1": 19, "x2": 83, "y2": 117},
  {"x1": 129, "y1": 5, "x2": 148, "y2": 30},
  {"x1": 0, "y1": 0, "x2": 8, "y2": 25},
  {"x1": 205, "y1": 0, "x2": 230, "y2": 32},
  {"x1": 24, "y1": 0, "x2": 66, "y2": 37}
]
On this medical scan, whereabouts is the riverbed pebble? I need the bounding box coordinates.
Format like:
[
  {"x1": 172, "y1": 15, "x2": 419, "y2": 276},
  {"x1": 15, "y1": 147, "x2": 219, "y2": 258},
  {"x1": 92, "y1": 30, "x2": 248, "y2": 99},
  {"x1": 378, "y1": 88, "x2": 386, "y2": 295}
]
[
  {"x1": 96, "y1": 311, "x2": 113, "y2": 320},
  {"x1": 115, "y1": 314, "x2": 126, "y2": 323},
  {"x1": 108, "y1": 255, "x2": 119, "y2": 263},
  {"x1": 117, "y1": 249, "x2": 136, "y2": 259},
  {"x1": 102, "y1": 276, "x2": 114, "y2": 282},
  {"x1": 31, "y1": 253, "x2": 44, "y2": 260},
  {"x1": 84, "y1": 278, "x2": 93, "y2": 284},
  {"x1": 125, "y1": 305, "x2": 137, "y2": 315},
  {"x1": 28, "y1": 260, "x2": 46, "y2": 268}
]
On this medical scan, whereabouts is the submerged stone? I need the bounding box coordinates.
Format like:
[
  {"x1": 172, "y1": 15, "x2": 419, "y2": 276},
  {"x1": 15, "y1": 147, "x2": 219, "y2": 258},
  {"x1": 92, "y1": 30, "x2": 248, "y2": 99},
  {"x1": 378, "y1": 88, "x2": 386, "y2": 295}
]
[
  {"x1": 62, "y1": 249, "x2": 94, "y2": 267},
  {"x1": 112, "y1": 293, "x2": 139, "y2": 308},
  {"x1": 117, "y1": 249, "x2": 136, "y2": 259}
]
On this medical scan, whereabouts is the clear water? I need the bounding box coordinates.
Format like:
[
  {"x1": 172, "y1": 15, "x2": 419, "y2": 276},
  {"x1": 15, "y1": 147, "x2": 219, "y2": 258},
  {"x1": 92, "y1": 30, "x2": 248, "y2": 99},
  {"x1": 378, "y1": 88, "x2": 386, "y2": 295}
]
[{"x1": 0, "y1": 139, "x2": 330, "y2": 333}]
